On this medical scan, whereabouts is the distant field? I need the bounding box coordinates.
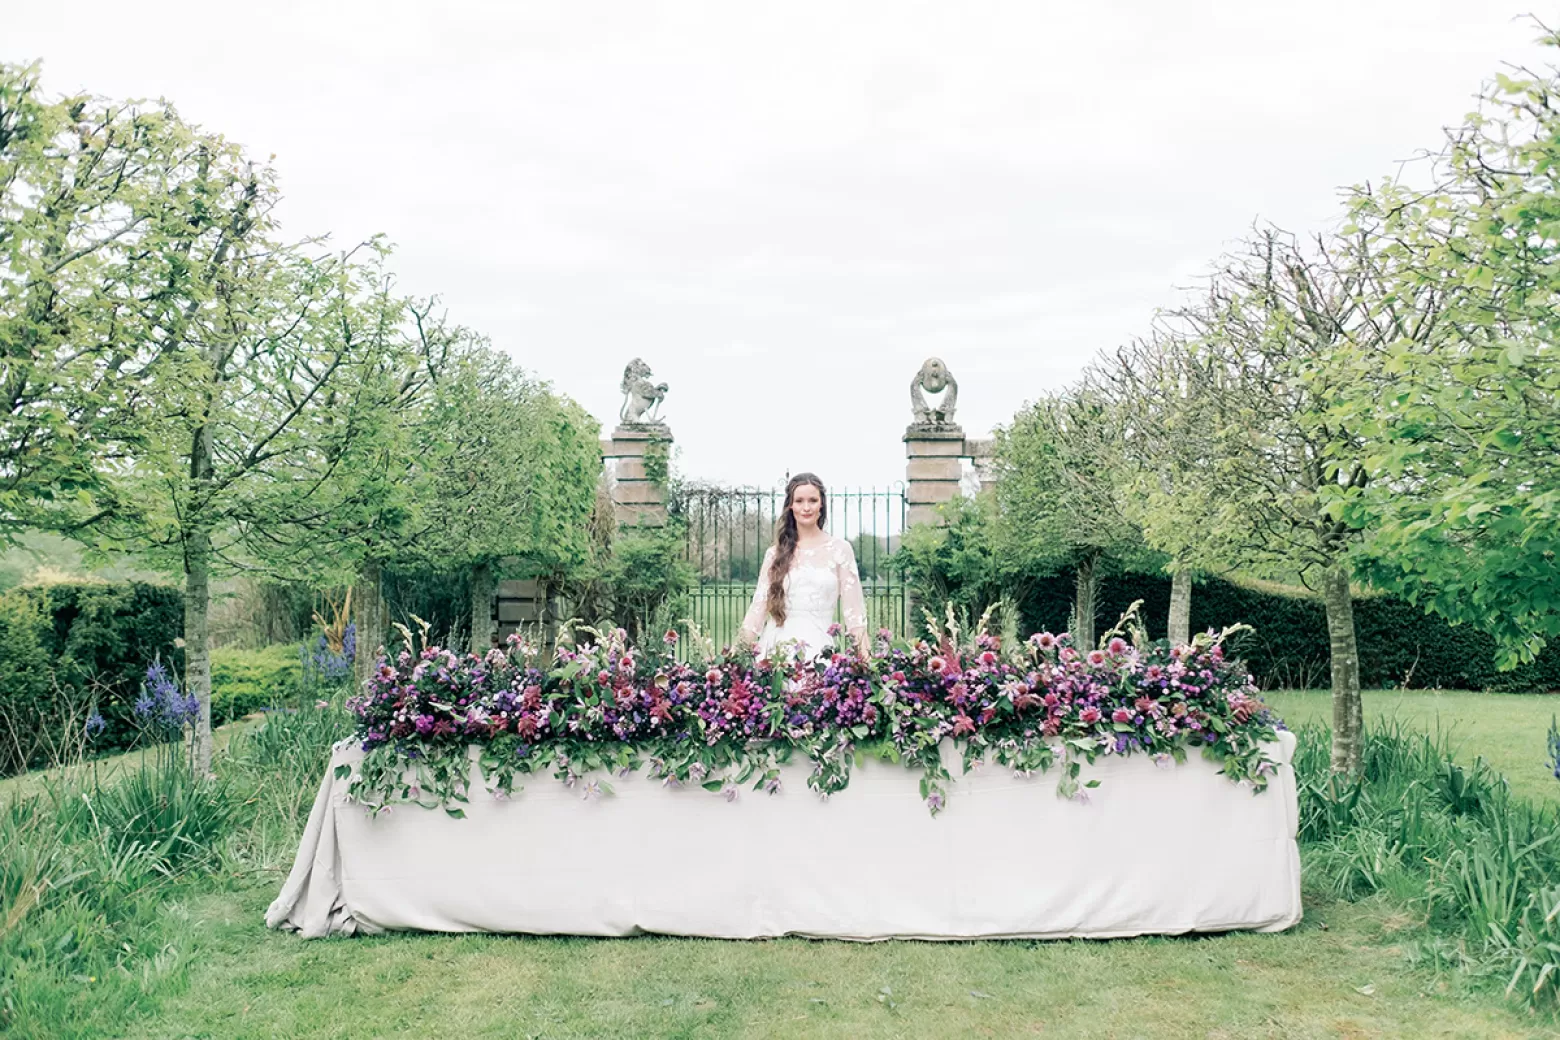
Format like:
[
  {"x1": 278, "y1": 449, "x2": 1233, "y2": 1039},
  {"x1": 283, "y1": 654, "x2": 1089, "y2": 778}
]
[{"x1": 1265, "y1": 687, "x2": 1560, "y2": 806}]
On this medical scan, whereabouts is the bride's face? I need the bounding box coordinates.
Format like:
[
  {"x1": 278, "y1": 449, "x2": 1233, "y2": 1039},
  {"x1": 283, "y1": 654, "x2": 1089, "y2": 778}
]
[{"x1": 789, "y1": 484, "x2": 823, "y2": 530}]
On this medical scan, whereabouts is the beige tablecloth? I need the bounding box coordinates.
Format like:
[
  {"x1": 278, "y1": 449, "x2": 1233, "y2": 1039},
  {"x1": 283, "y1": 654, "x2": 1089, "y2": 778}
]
[{"x1": 267, "y1": 730, "x2": 1301, "y2": 940}]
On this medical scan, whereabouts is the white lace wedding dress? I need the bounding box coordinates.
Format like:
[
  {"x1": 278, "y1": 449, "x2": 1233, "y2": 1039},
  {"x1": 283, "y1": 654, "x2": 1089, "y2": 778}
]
[{"x1": 738, "y1": 536, "x2": 869, "y2": 658}]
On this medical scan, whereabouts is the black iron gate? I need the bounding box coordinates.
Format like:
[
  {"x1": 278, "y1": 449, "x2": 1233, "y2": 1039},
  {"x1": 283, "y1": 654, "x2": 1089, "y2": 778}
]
[{"x1": 670, "y1": 484, "x2": 908, "y2": 649}]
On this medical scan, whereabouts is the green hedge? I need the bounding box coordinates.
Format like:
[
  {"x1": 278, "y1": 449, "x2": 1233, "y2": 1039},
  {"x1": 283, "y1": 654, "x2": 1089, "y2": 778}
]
[
  {"x1": 1014, "y1": 571, "x2": 1560, "y2": 694},
  {"x1": 210, "y1": 645, "x2": 303, "y2": 724},
  {"x1": 0, "y1": 581, "x2": 185, "y2": 774}
]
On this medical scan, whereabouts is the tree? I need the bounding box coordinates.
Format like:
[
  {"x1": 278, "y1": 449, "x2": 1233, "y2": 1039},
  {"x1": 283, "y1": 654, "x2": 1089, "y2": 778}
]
[
  {"x1": 1086, "y1": 331, "x2": 1233, "y2": 646},
  {"x1": 1, "y1": 65, "x2": 186, "y2": 540},
  {"x1": 1328, "y1": 37, "x2": 1560, "y2": 667},
  {"x1": 414, "y1": 341, "x2": 598, "y2": 654},
  {"x1": 993, "y1": 388, "x2": 1144, "y2": 649},
  {"x1": 1169, "y1": 226, "x2": 1444, "y2": 775},
  {"x1": 75, "y1": 150, "x2": 397, "y2": 774}
]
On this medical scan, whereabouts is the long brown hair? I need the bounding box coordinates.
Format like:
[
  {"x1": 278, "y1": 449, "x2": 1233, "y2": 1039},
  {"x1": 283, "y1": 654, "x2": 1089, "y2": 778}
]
[{"x1": 766, "y1": 473, "x2": 827, "y2": 627}]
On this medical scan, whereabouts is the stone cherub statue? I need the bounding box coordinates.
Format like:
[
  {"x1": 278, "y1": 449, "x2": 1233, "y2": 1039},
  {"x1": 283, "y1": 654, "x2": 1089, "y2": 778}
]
[
  {"x1": 909, "y1": 357, "x2": 959, "y2": 429},
  {"x1": 619, "y1": 358, "x2": 669, "y2": 427}
]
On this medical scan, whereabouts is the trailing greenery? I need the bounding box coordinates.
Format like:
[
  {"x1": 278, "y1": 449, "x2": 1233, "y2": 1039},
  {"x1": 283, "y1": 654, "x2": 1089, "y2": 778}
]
[{"x1": 0, "y1": 581, "x2": 183, "y2": 774}]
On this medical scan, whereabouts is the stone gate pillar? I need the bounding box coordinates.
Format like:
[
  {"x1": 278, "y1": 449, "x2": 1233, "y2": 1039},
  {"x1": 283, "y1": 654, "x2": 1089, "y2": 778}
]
[
  {"x1": 602, "y1": 357, "x2": 673, "y2": 529},
  {"x1": 602, "y1": 426, "x2": 672, "y2": 528}
]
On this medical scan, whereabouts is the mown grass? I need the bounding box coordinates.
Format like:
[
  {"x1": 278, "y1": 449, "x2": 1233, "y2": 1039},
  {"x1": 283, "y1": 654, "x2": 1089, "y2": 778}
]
[
  {"x1": 115, "y1": 886, "x2": 1551, "y2": 1040},
  {"x1": 1266, "y1": 689, "x2": 1560, "y2": 806},
  {"x1": 7, "y1": 688, "x2": 1560, "y2": 1039}
]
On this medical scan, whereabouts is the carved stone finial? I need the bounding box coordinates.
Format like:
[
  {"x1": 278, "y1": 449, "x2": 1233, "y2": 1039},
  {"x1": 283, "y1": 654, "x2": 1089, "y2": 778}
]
[
  {"x1": 909, "y1": 357, "x2": 959, "y2": 430},
  {"x1": 619, "y1": 358, "x2": 669, "y2": 428}
]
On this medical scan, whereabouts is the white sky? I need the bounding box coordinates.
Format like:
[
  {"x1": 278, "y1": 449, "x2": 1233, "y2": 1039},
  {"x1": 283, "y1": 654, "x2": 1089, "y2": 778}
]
[{"x1": 8, "y1": 1, "x2": 1554, "y2": 491}]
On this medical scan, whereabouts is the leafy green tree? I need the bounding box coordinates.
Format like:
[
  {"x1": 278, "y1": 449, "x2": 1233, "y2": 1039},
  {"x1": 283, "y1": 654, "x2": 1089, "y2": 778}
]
[
  {"x1": 414, "y1": 341, "x2": 599, "y2": 654},
  {"x1": 1169, "y1": 227, "x2": 1444, "y2": 774},
  {"x1": 1329, "y1": 39, "x2": 1560, "y2": 667},
  {"x1": 1, "y1": 65, "x2": 190, "y2": 540},
  {"x1": 993, "y1": 388, "x2": 1143, "y2": 649},
  {"x1": 1086, "y1": 331, "x2": 1234, "y2": 645}
]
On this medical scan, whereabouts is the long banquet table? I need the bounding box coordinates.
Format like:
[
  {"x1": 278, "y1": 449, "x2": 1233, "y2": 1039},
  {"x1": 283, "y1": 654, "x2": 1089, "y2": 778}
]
[{"x1": 267, "y1": 730, "x2": 1301, "y2": 941}]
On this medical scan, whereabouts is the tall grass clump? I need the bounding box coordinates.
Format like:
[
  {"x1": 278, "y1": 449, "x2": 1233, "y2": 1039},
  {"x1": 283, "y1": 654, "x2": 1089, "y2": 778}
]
[{"x1": 1294, "y1": 719, "x2": 1560, "y2": 1010}]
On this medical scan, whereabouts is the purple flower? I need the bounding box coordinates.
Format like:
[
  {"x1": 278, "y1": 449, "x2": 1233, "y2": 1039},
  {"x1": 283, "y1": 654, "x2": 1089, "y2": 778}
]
[{"x1": 85, "y1": 712, "x2": 107, "y2": 737}]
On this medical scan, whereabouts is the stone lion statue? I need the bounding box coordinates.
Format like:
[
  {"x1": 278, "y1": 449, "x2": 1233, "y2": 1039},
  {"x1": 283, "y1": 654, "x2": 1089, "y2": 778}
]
[
  {"x1": 909, "y1": 357, "x2": 959, "y2": 428},
  {"x1": 619, "y1": 358, "x2": 669, "y2": 426}
]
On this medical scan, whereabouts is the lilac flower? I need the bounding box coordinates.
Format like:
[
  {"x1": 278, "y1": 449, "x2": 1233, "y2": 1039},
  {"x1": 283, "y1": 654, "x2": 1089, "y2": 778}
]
[{"x1": 85, "y1": 712, "x2": 107, "y2": 737}]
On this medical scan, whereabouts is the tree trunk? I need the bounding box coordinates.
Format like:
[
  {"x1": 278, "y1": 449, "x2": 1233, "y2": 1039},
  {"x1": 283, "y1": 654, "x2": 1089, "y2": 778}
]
[
  {"x1": 354, "y1": 557, "x2": 386, "y2": 691},
  {"x1": 1072, "y1": 553, "x2": 1099, "y2": 650},
  {"x1": 185, "y1": 526, "x2": 214, "y2": 777},
  {"x1": 1323, "y1": 564, "x2": 1364, "y2": 775},
  {"x1": 1168, "y1": 567, "x2": 1192, "y2": 647},
  {"x1": 470, "y1": 560, "x2": 495, "y2": 655}
]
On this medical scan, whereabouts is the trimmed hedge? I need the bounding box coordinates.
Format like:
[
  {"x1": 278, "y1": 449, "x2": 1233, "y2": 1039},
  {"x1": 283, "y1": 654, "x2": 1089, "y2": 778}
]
[
  {"x1": 210, "y1": 645, "x2": 303, "y2": 724},
  {"x1": 0, "y1": 581, "x2": 184, "y2": 773},
  {"x1": 1015, "y1": 571, "x2": 1560, "y2": 694}
]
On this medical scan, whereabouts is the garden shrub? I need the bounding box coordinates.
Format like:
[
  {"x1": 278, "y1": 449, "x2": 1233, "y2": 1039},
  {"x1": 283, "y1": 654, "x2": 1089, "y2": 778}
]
[
  {"x1": 0, "y1": 581, "x2": 183, "y2": 773},
  {"x1": 210, "y1": 645, "x2": 304, "y2": 724},
  {"x1": 897, "y1": 512, "x2": 1560, "y2": 692}
]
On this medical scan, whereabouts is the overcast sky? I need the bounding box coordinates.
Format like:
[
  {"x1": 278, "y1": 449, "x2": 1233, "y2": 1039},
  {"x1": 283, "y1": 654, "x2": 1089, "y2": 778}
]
[{"x1": 8, "y1": 2, "x2": 1554, "y2": 491}]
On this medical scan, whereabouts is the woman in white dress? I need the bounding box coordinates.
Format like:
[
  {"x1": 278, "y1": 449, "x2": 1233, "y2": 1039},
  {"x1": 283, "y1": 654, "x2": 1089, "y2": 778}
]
[{"x1": 738, "y1": 473, "x2": 870, "y2": 659}]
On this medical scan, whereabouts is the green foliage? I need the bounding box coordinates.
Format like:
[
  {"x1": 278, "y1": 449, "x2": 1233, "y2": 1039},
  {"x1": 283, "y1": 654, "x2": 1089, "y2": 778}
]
[
  {"x1": 0, "y1": 591, "x2": 52, "y2": 774},
  {"x1": 893, "y1": 497, "x2": 1004, "y2": 619},
  {"x1": 597, "y1": 526, "x2": 694, "y2": 641},
  {"x1": 1021, "y1": 570, "x2": 1560, "y2": 694},
  {"x1": 1328, "y1": 44, "x2": 1560, "y2": 667},
  {"x1": 641, "y1": 438, "x2": 670, "y2": 488},
  {"x1": 993, "y1": 389, "x2": 1143, "y2": 576},
  {"x1": 0, "y1": 756, "x2": 238, "y2": 1036},
  {"x1": 1294, "y1": 717, "x2": 1560, "y2": 1009},
  {"x1": 209, "y1": 645, "x2": 303, "y2": 725},
  {"x1": 0, "y1": 581, "x2": 183, "y2": 773}
]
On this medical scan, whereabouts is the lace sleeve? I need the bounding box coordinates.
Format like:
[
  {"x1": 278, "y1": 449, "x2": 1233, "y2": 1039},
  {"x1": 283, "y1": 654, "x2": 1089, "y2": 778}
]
[
  {"x1": 738, "y1": 546, "x2": 775, "y2": 644},
  {"x1": 835, "y1": 539, "x2": 868, "y2": 641}
]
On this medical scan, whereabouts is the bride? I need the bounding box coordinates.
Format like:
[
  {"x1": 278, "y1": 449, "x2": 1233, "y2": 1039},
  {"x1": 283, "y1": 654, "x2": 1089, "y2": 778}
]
[{"x1": 738, "y1": 472, "x2": 870, "y2": 659}]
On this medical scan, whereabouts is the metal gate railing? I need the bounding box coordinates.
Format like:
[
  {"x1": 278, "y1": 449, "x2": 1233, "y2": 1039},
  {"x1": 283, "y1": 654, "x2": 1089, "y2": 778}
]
[{"x1": 670, "y1": 483, "x2": 908, "y2": 652}]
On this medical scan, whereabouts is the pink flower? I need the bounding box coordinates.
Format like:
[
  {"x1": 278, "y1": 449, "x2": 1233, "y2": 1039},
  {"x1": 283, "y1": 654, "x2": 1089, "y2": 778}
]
[
  {"x1": 928, "y1": 656, "x2": 946, "y2": 673},
  {"x1": 706, "y1": 668, "x2": 722, "y2": 684},
  {"x1": 979, "y1": 651, "x2": 997, "y2": 666},
  {"x1": 663, "y1": 629, "x2": 679, "y2": 644},
  {"x1": 951, "y1": 714, "x2": 976, "y2": 736},
  {"x1": 1079, "y1": 706, "x2": 1102, "y2": 724},
  {"x1": 1107, "y1": 637, "x2": 1128, "y2": 656},
  {"x1": 618, "y1": 656, "x2": 635, "y2": 673},
  {"x1": 1112, "y1": 708, "x2": 1132, "y2": 724},
  {"x1": 1035, "y1": 633, "x2": 1058, "y2": 651},
  {"x1": 1086, "y1": 650, "x2": 1107, "y2": 666}
]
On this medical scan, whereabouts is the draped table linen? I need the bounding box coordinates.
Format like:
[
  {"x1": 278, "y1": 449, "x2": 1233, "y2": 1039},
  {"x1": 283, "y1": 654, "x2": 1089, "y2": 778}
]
[{"x1": 267, "y1": 730, "x2": 1301, "y2": 941}]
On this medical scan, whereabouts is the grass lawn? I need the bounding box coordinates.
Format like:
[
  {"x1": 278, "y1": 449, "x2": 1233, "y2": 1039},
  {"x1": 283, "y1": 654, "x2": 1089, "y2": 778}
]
[
  {"x1": 1265, "y1": 689, "x2": 1560, "y2": 806},
  {"x1": 26, "y1": 689, "x2": 1560, "y2": 1039},
  {"x1": 121, "y1": 885, "x2": 1552, "y2": 1040},
  {"x1": 0, "y1": 717, "x2": 259, "y2": 803}
]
